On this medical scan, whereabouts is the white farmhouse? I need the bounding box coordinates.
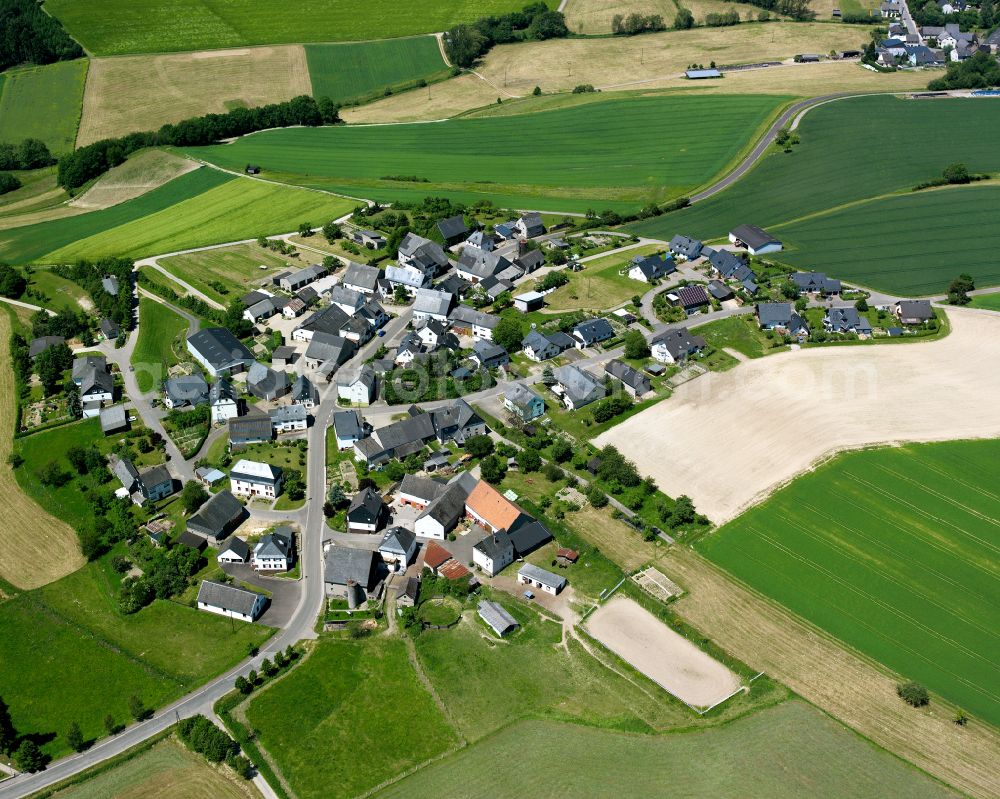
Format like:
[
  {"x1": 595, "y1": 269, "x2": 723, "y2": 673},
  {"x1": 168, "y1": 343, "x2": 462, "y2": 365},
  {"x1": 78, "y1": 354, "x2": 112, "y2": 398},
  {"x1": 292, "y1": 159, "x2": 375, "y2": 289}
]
[
  {"x1": 196, "y1": 581, "x2": 266, "y2": 622},
  {"x1": 229, "y1": 459, "x2": 283, "y2": 499}
]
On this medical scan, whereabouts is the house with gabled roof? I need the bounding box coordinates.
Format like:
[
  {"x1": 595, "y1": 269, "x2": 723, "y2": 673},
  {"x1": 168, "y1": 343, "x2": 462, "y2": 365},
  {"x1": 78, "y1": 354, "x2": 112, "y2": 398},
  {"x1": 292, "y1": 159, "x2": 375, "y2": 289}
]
[
  {"x1": 197, "y1": 581, "x2": 266, "y2": 622},
  {"x1": 269, "y1": 403, "x2": 307, "y2": 433},
  {"x1": 503, "y1": 383, "x2": 545, "y2": 422},
  {"x1": 329, "y1": 284, "x2": 366, "y2": 316},
  {"x1": 465, "y1": 480, "x2": 526, "y2": 534},
  {"x1": 515, "y1": 249, "x2": 545, "y2": 273},
  {"x1": 386, "y1": 264, "x2": 432, "y2": 295},
  {"x1": 342, "y1": 262, "x2": 382, "y2": 295},
  {"x1": 304, "y1": 332, "x2": 355, "y2": 372},
  {"x1": 347, "y1": 487, "x2": 388, "y2": 533},
  {"x1": 187, "y1": 490, "x2": 246, "y2": 543},
  {"x1": 230, "y1": 459, "x2": 283, "y2": 499},
  {"x1": 430, "y1": 398, "x2": 486, "y2": 445},
  {"x1": 333, "y1": 409, "x2": 364, "y2": 451},
  {"x1": 473, "y1": 528, "x2": 514, "y2": 576},
  {"x1": 456, "y1": 247, "x2": 512, "y2": 284},
  {"x1": 217, "y1": 536, "x2": 250, "y2": 564},
  {"x1": 650, "y1": 327, "x2": 705, "y2": 364},
  {"x1": 293, "y1": 304, "x2": 350, "y2": 343},
  {"x1": 378, "y1": 526, "x2": 417, "y2": 570},
  {"x1": 895, "y1": 299, "x2": 934, "y2": 325},
  {"x1": 187, "y1": 328, "x2": 255, "y2": 376},
  {"x1": 756, "y1": 303, "x2": 809, "y2": 339},
  {"x1": 825, "y1": 307, "x2": 872, "y2": 336},
  {"x1": 571, "y1": 318, "x2": 615, "y2": 349},
  {"x1": 471, "y1": 340, "x2": 509, "y2": 370},
  {"x1": 398, "y1": 233, "x2": 451, "y2": 276},
  {"x1": 791, "y1": 272, "x2": 841, "y2": 296},
  {"x1": 449, "y1": 305, "x2": 500, "y2": 340},
  {"x1": 605, "y1": 359, "x2": 651, "y2": 398},
  {"x1": 164, "y1": 374, "x2": 209, "y2": 409},
  {"x1": 210, "y1": 379, "x2": 240, "y2": 424},
  {"x1": 437, "y1": 214, "x2": 469, "y2": 245},
  {"x1": 323, "y1": 545, "x2": 379, "y2": 599},
  {"x1": 628, "y1": 254, "x2": 676, "y2": 283},
  {"x1": 246, "y1": 362, "x2": 289, "y2": 401},
  {"x1": 553, "y1": 364, "x2": 606, "y2": 409},
  {"x1": 337, "y1": 364, "x2": 376, "y2": 405},
  {"x1": 514, "y1": 212, "x2": 545, "y2": 238},
  {"x1": 412, "y1": 288, "x2": 454, "y2": 323},
  {"x1": 253, "y1": 528, "x2": 294, "y2": 572},
  {"x1": 415, "y1": 481, "x2": 471, "y2": 540},
  {"x1": 667, "y1": 285, "x2": 710, "y2": 315},
  {"x1": 668, "y1": 234, "x2": 704, "y2": 261}
]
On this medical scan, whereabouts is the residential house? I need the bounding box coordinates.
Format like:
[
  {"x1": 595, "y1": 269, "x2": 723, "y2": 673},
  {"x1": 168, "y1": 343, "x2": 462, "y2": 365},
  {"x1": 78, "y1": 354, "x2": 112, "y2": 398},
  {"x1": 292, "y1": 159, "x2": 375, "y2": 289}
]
[
  {"x1": 100, "y1": 404, "x2": 129, "y2": 435},
  {"x1": 197, "y1": 581, "x2": 266, "y2": 623},
  {"x1": 436, "y1": 214, "x2": 469, "y2": 245},
  {"x1": 449, "y1": 305, "x2": 500, "y2": 340},
  {"x1": 521, "y1": 330, "x2": 560, "y2": 362},
  {"x1": 429, "y1": 398, "x2": 487, "y2": 446},
  {"x1": 513, "y1": 291, "x2": 545, "y2": 312},
  {"x1": 605, "y1": 359, "x2": 652, "y2": 398},
  {"x1": 514, "y1": 250, "x2": 545, "y2": 274},
  {"x1": 279, "y1": 264, "x2": 327, "y2": 292},
  {"x1": 503, "y1": 383, "x2": 546, "y2": 422},
  {"x1": 329, "y1": 285, "x2": 366, "y2": 316},
  {"x1": 571, "y1": 318, "x2": 615, "y2": 349},
  {"x1": 230, "y1": 459, "x2": 283, "y2": 499},
  {"x1": 514, "y1": 212, "x2": 545, "y2": 239},
  {"x1": 895, "y1": 299, "x2": 934, "y2": 325},
  {"x1": 667, "y1": 285, "x2": 710, "y2": 315},
  {"x1": 292, "y1": 304, "x2": 350, "y2": 343},
  {"x1": 478, "y1": 600, "x2": 518, "y2": 636},
  {"x1": 187, "y1": 328, "x2": 255, "y2": 376},
  {"x1": 253, "y1": 528, "x2": 294, "y2": 572},
  {"x1": 323, "y1": 545, "x2": 379, "y2": 599},
  {"x1": 217, "y1": 536, "x2": 250, "y2": 564},
  {"x1": 705, "y1": 248, "x2": 757, "y2": 294},
  {"x1": 628, "y1": 254, "x2": 676, "y2": 283},
  {"x1": 187, "y1": 490, "x2": 246, "y2": 543},
  {"x1": 269, "y1": 403, "x2": 308, "y2": 433},
  {"x1": 471, "y1": 340, "x2": 509, "y2": 369},
  {"x1": 473, "y1": 529, "x2": 515, "y2": 576},
  {"x1": 456, "y1": 247, "x2": 512, "y2": 284},
  {"x1": 354, "y1": 411, "x2": 436, "y2": 466},
  {"x1": 163, "y1": 374, "x2": 209, "y2": 409},
  {"x1": 385, "y1": 264, "x2": 432, "y2": 295},
  {"x1": 246, "y1": 362, "x2": 289, "y2": 401},
  {"x1": 28, "y1": 335, "x2": 64, "y2": 360},
  {"x1": 393, "y1": 332, "x2": 426, "y2": 366},
  {"x1": 282, "y1": 298, "x2": 306, "y2": 319},
  {"x1": 668, "y1": 234, "x2": 704, "y2": 261},
  {"x1": 465, "y1": 229, "x2": 494, "y2": 251},
  {"x1": 553, "y1": 364, "x2": 607, "y2": 409},
  {"x1": 353, "y1": 229, "x2": 386, "y2": 249},
  {"x1": 729, "y1": 224, "x2": 783, "y2": 255},
  {"x1": 791, "y1": 272, "x2": 841, "y2": 296},
  {"x1": 342, "y1": 263, "x2": 382, "y2": 295},
  {"x1": 347, "y1": 487, "x2": 388, "y2": 533},
  {"x1": 378, "y1": 527, "x2": 417, "y2": 571},
  {"x1": 397, "y1": 233, "x2": 450, "y2": 276},
  {"x1": 333, "y1": 410, "x2": 364, "y2": 451},
  {"x1": 756, "y1": 303, "x2": 809, "y2": 339},
  {"x1": 414, "y1": 481, "x2": 470, "y2": 540},
  {"x1": 210, "y1": 379, "x2": 240, "y2": 424},
  {"x1": 304, "y1": 332, "x2": 355, "y2": 372},
  {"x1": 650, "y1": 327, "x2": 706, "y2": 364},
  {"x1": 517, "y1": 563, "x2": 566, "y2": 595},
  {"x1": 881, "y1": 0, "x2": 902, "y2": 17},
  {"x1": 412, "y1": 288, "x2": 454, "y2": 323},
  {"x1": 824, "y1": 307, "x2": 873, "y2": 336},
  {"x1": 416, "y1": 319, "x2": 449, "y2": 349},
  {"x1": 228, "y1": 415, "x2": 273, "y2": 449},
  {"x1": 337, "y1": 364, "x2": 376, "y2": 405},
  {"x1": 465, "y1": 479, "x2": 526, "y2": 535},
  {"x1": 114, "y1": 458, "x2": 174, "y2": 505},
  {"x1": 291, "y1": 374, "x2": 319, "y2": 408},
  {"x1": 72, "y1": 355, "x2": 106, "y2": 384},
  {"x1": 99, "y1": 318, "x2": 120, "y2": 340},
  {"x1": 707, "y1": 280, "x2": 733, "y2": 302}
]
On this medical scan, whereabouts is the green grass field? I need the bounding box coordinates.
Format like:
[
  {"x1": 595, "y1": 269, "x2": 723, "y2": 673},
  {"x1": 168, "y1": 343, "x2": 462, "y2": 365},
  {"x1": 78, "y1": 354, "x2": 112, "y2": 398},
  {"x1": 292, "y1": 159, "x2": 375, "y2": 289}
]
[
  {"x1": 697, "y1": 314, "x2": 784, "y2": 359},
  {"x1": 306, "y1": 37, "x2": 448, "y2": 106},
  {"x1": 540, "y1": 243, "x2": 663, "y2": 311},
  {"x1": 245, "y1": 637, "x2": 457, "y2": 799},
  {"x1": 0, "y1": 167, "x2": 230, "y2": 264},
  {"x1": 0, "y1": 60, "x2": 88, "y2": 155},
  {"x1": 158, "y1": 243, "x2": 294, "y2": 306},
  {"x1": 380, "y1": 702, "x2": 955, "y2": 799},
  {"x1": 26, "y1": 267, "x2": 93, "y2": 313},
  {"x1": 189, "y1": 94, "x2": 787, "y2": 213},
  {"x1": 970, "y1": 293, "x2": 1000, "y2": 311},
  {"x1": 630, "y1": 95, "x2": 1000, "y2": 241},
  {"x1": 698, "y1": 440, "x2": 1000, "y2": 727},
  {"x1": 36, "y1": 176, "x2": 355, "y2": 262},
  {"x1": 45, "y1": 0, "x2": 538, "y2": 54},
  {"x1": 0, "y1": 554, "x2": 271, "y2": 758},
  {"x1": 773, "y1": 185, "x2": 1000, "y2": 295},
  {"x1": 132, "y1": 298, "x2": 189, "y2": 392}
]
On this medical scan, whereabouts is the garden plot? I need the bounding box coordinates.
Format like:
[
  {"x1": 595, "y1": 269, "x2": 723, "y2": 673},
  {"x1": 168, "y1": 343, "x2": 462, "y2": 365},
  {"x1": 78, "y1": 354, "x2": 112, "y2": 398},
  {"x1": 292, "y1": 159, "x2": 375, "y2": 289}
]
[{"x1": 586, "y1": 596, "x2": 740, "y2": 709}]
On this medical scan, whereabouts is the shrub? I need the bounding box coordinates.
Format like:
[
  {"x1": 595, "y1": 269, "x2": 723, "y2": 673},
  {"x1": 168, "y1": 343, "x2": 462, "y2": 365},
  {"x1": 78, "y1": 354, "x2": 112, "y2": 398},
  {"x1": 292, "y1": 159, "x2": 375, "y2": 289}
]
[
  {"x1": 587, "y1": 485, "x2": 608, "y2": 508},
  {"x1": 897, "y1": 681, "x2": 930, "y2": 707},
  {"x1": 178, "y1": 714, "x2": 238, "y2": 763}
]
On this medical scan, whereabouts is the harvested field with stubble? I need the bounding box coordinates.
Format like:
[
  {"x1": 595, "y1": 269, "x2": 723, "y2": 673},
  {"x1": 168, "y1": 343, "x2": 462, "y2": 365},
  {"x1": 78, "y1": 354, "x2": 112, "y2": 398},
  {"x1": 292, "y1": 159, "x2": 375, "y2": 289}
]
[
  {"x1": 586, "y1": 596, "x2": 741, "y2": 708},
  {"x1": 659, "y1": 546, "x2": 1000, "y2": 799},
  {"x1": 563, "y1": 0, "x2": 781, "y2": 33},
  {"x1": 0, "y1": 311, "x2": 84, "y2": 589},
  {"x1": 596, "y1": 308, "x2": 1000, "y2": 524},
  {"x1": 71, "y1": 150, "x2": 201, "y2": 210},
  {"x1": 77, "y1": 46, "x2": 312, "y2": 146}
]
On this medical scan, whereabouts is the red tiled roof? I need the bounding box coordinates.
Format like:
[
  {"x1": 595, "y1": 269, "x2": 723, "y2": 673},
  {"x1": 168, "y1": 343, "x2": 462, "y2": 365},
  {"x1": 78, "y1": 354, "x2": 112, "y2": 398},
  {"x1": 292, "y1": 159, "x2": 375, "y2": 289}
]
[
  {"x1": 465, "y1": 480, "x2": 522, "y2": 531},
  {"x1": 440, "y1": 560, "x2": 470, "y2": 580},
  {"x1": 557, "y1": 547, "x2": 579, "y2": 562},
  {"x1": 422, "y1": 540, "x2": 453, "y2": 570}
]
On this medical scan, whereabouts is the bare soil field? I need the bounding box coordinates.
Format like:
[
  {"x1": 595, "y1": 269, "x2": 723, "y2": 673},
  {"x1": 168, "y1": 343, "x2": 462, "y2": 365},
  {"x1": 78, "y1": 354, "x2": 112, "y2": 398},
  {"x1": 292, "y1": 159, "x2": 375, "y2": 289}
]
[
  {"x1": 596, "y1": 308, "x2": 1000, "y2": 523},
  {"x1": 77, "y1": 45, "x2": 312, "y2": 145},
  {"x1": 661, "y1": 547, "x2": 1000, "y2": 799},
  {"x1": 71, "y1": 150, "x2": 201, "y2": 210},
  {"x1": 0, "y1": 312, "x2": 84, "y2": 589},
  {"x1": 586, "y1": 595, "x2": 741, "y2": 708}
]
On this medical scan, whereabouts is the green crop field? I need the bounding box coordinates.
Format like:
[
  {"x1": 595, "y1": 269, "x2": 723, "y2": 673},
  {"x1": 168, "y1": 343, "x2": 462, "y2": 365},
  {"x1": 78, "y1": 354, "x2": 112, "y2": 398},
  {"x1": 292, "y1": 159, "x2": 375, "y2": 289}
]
[
  {"x1": 630, "y1": 95, "x2": 1000, "y2": 242},
  {"x1": 0, "y1": 167, "x2": 230, "y2": 264},
  {"x1": 157, "y1": 243, "x2": 295, "y2": 306},
  {"x1": 773, "y1": 185, "x2": 1000, "y2": 295},
  {"x1": 380, "y1": 702, "x2": 954, "y2": 799},
  {"x1": 0, "y1": 60, "x2": 88, "y2": 155},
  {"x1": 0, "y1": 554, "x2": 271, "y2": 758},
  {"x1": 970, "y1": 293, "x2": 1000, "y2": 311},
  {"x1": 33, "y1": 176, "x2": 354, "y2": 263},
  {"x1": 698, "y1": 440, "x2": 1000, "y2": 727},
  {"x1": 245, "y1": 638, "x2": 457, "y2": 799},
  {"x1": 306, "y1": 37, "x2": 448, "y2": 106},
  {"x1": 188, "y1": 94, "x2": 787, "y2": 214},
  {"x1": 45, "y1": 0, "x2": 538, "y2": 55},
  {"x1": 132, "y1": 298, "x2": 189, "y2": 392}
]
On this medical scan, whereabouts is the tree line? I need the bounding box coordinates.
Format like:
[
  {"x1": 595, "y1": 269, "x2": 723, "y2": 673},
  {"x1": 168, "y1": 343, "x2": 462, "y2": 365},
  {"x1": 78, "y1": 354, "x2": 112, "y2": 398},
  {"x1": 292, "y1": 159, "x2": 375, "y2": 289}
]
[
  {"x1": 928, "y1": 51, "x2": 1000, "y2": 90},
  {"x1": 0, "y1": 138, "x2": 57, "y2": 196},
  {"x1": 734, "y1": 0, "x2": 815, "y2": 20},
  {"x1": 0, "y1": 0, "x2": 83, "y2": 73},
  {"x1": 58, "y1": 95, "x2": 341, "y2": 191},
  {"x1": 444, "y1": 2, "x2": 569, "y2": 68},
  {"x1": 53, "y1": 257, "x2": 136, "y2": 332}
]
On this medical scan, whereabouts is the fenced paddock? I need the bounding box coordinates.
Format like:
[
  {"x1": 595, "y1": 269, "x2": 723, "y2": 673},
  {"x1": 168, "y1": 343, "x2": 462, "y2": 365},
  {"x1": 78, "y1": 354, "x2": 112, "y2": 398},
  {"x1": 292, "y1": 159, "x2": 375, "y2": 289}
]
[{"x1": 633, "y1": 567, "x2": 683, "y2": 603}]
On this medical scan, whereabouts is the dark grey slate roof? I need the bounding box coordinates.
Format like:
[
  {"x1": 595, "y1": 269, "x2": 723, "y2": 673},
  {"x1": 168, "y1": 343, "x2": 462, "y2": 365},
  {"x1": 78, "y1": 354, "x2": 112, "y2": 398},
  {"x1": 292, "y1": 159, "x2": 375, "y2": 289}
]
[
  {"x1": 141, "y1": 463, "x2": 172, "y2": 489},
  {"x1": 416, "y1": 481, "x2": 470, "y2": 529},
  {"x1": 731, "y1": 224, "x2": 781, "y2": 250},
  {"x1": 668, "y1": 234, "x2": 703, "y2": 260},
  {"x1": 197, "y1": 580, "x2": 262, "y2": 615},
  {"x1": 399, "y1": 473, "x2": 446, "y2": 503},
  {"x1": 29, "y1": 336, "x2": 65, "y2": 358},
  {"x1": 165, "y1": 374, "x2": 209, "y2": 406},
  {"x1": 507, "y1": 519, "x2": 552, "y2": 556},
  {"x1": 187, "y1": 490, "x2": 245, "y2": 538},
  {"x1": 553, "y1": 364, "x2": 606, "y2": 407},
  {"x1": 437, "y1": 214, "x2": 468, "y2": 241},
  {"x1": 343, "y1": 262, "x2": 381, "y2": 292},
  {"x1": 334, "y1": 410, "x2": 363, "y2": 441},
  {"x1": 229, "y1": 415, "x2": 273, "y2": 444},
  {"x1": 897, "y1": 300, "x2": 934, "y2": 321},
  {"x1": 379, "y1": 526, "x2": 416, "y2": 555},
  {"x1": 572, "y1": 319, "x2": 614, "y2": 346},
  {"x1": 474, "y1": 529, "x2": 513, "y2": 560},
  {"x1": 605, "y1": 359, "x2": 651, "y2": 393},
  {"x1": 299, "y1": 305, "x2": 351, "y2": 339},
  {"x1": 324, "y1": 546, "x2": 377, "y2": 587},
  {"x1": 187, "y1": 328, "x2": 254, "y2": 372},
  {"x1": 348, "y1": 487, "x2": 385, "y2": 524},
  {"x1": 255, "y1": 529, "x2": 293, "y2": 560},
  {"x1": 218, "y1": 536, "x2": 250, "y2": 560},
  {"x1": 650, "y1": 327, "x2": 706, "y2": 360}
]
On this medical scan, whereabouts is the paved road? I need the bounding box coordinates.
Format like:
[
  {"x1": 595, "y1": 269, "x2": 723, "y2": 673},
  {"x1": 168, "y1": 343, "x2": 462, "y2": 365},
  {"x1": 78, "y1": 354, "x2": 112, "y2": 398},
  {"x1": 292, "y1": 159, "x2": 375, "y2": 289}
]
[{"x1": 0, "y1": 297, "x2": 56, "y2": 317}]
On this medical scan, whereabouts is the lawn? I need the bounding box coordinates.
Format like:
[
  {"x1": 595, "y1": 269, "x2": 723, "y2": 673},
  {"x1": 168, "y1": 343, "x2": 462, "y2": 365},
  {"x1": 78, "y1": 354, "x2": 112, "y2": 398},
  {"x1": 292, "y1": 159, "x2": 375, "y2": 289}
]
[
  {"x1": 540, "y1": 243, "x2": 664, "y2": 311},
  {"x1": 45, "y1": 0, "x2": 539, "y2": 54},
  {"x1": 48, "y1": 736, "x2": 257, "y2": 799},
  {"x1": 380, "y1": 701, "x2": 955, "y2": 799},
  {"x1": 132, "y1": 298, "x2": 189, "y2": 392},
  {"x1": 970, "y1": 293, "x2": 1000, "y2": 311},
  {"x1": 233, "y1": 441, "x2": 307, "y2": 509},
  {"x1": 306, "y1": 37, "x2": 449, "y2": 106},
  {"x1": 44, "y1": 177, "x2": 357, "y2": 262},
  {"x1": 0, "y1": 60, "x2": 89, "y2": 155},
  {"x1": 244, "y1": 637, "x2": 457, "y2": 799},
  {"x1": 697, "y1": 439, "x2": 1000, "y2": 727},
  {"x1": 158, "y1": 243, "x2": 295, "y2": 306},
  {"x1": 773, "y1": 184, "x2": 1000, "y2": 295},
  {"x1": 696, "y1": 314, "x2": 785, "y2": 359},
  {"x1": 188, "y1": 94, "x2": 787, "y2": 214},
  {"x1": 630, "y1": 95, "x2": 1000, "y2": 242},
  {"x1": 0, "y1": 553, "x2": 271, "y2": 759},
  {"x1": 0, "y1": 167, "x2": 230, "y2": 264},
  {"x1": 25, "y1": 267, "x2": 93, "y2": 314}
]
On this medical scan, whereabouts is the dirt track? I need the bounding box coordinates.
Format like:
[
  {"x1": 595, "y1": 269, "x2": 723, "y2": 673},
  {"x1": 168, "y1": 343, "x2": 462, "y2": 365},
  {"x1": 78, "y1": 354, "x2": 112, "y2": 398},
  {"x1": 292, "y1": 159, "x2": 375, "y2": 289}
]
[{"x1": 596, "y1": 308, "x2": 1000, "y2": 523}]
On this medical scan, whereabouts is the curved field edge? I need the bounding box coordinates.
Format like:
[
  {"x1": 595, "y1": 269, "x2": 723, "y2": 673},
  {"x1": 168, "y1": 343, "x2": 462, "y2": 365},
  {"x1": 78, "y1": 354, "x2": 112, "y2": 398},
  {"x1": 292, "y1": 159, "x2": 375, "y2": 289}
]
[
  {"x1": 696, "y1": 439, "x2": 1000, "y2": 728},
  {"x1": 0, "y1": 309, "x2": 84, "y2": 589}
]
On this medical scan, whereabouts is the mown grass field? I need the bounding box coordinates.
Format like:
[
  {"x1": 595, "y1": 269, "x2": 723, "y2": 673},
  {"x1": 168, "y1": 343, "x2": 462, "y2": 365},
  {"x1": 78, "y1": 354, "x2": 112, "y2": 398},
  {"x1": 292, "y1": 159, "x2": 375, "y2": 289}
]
[
  {"x1": 380, "y1": 702, "x2": 955, "y2": 799},
  {"x1": 49, "y1": 736, "x2": 259, "y2": 799},
  {"x1": 0, "y1": 311, "x2": 84, "y2": 589},
  {"x1": 70, "y1": 150, "x2": 201, "y2": 210},
  {"x1": 132, "y1": 298, "x2": 189, "y2": 392},
  {"x1": 0, "y1": 167, "x2": 230, "y2": 264},
  {"x1": 189, "y1": 94, "x2": 787, "y2": 213},
  {"x1": 1, "y1": 552, "x2": 271, "y2": 758},
  {"x1": 158, "y1": 243, "x2": 294, "y2": 306},
  {"x1": 630, "y1": 96, "x2": 1000, "y2": 242},
  {"x1": 698, "y1": 314, "x2": 782, "y2": 359},
  {"x1": 45, "y1": 0, "x2": 537, "y2": 54},
  {"x1": 26, "y1": 268, "x2": 94, "y2": 313},
  {"x1": 34, "y1": 176, "x2": 355, "y2": 262},
  {"x1": 0, "y1": 60, "x2": 88, "y2": 155},
  {"x1": 306, "y1": 37, "x2": 448, "y2": 106},
  {"x1": 773, "y1": 184, "x2": 1000, "y2": 295},
  {"x1": 245, "y1": 638, "x2": 457, "y2": 799},
  {"x1": 539, "y1": 243, "x2": 664, "y2": 311},
  {"x1": 970, "y1": 293, "x2": 1000, "y2": 311},
  {"x1": 698, "y1": 440, "x2": 1000, "y2": 727}
]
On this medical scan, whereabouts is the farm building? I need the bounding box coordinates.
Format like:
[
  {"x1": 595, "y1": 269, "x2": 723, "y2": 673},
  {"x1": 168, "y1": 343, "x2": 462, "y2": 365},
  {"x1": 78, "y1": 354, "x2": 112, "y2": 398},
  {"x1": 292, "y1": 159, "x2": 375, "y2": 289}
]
[
  {"x1": 187, "y1": 328, "x2": 255, "y2": 376},
  {"x1": 414, "y1": 482, "x2": 470, "y2": 540},
  {"x1": 323, "y1": 545, "x2": 379, "y2": 600},
  {"x1": 513, "y1": 291, "x2": 545, "y2": 312},
  {"x1": 478, "y1": 600, "x2": 519, "y2": 637},
  {"x1": 187, "y1": 490, "x2": 246, "y2": 543},
  {"x1": 517, "y1": 563, "x2": 566, "y2": 595},
  {"x1": 685, "y1": 68, "x2": 722, "y2": 79},
  {"x1": 197, "y1": 581, "x2": 266, "y2": 622},
  {"x1": 729, "y1": 224, "x2": 783, "y2": 255}
]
